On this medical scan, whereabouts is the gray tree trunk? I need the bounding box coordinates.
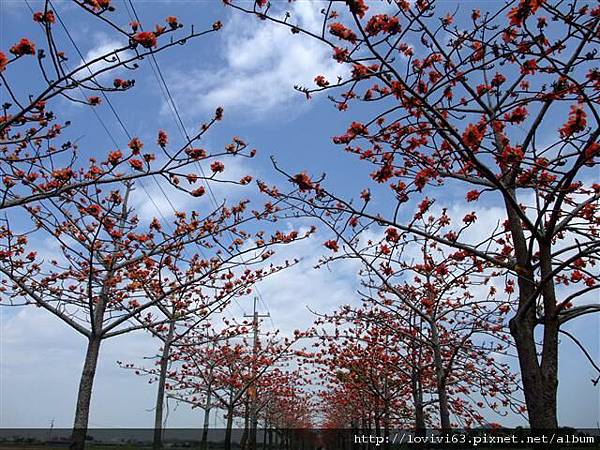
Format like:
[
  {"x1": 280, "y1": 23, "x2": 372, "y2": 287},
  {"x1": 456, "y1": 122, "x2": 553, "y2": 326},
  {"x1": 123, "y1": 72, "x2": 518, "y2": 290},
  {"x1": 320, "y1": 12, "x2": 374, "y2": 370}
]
[
  {"x1": 70, "y1": 335, "x2": 102, "y2": 450},
  {"x1": 153, "y1": 322, "x2": 174, "y2": 450},
  {"x1": 505, "y1": 196, "x2": 559, "y2": 429},
  {"x1": 430, "y1": 323, "x2": 451, "y2": 431},
  {"x1": 224, "y1": 406, "x2": 234, "y2": 450},
  {"x1": 200, "y1": 385, "x2": 212, "y2": 450}
]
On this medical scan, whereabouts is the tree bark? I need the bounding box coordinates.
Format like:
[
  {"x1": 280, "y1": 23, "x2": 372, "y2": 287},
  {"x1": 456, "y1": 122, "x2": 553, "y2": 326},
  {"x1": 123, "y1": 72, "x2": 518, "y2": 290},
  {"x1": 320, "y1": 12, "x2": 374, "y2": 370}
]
[
  {"x1": 224, "y1": 406, "x2": 234, "y2": 450},
  {"x1": 200, "y1": 385, "x2": 212, "y2": 450},
  {"x1": 70, "y1": 335, "x2": 102, "y2": 450},
  {"x1": 153, "y1": 322, "x2": 175, "y2": 450},
  {"x1": 505, "y1": 195, "x2": 559, "y2": 429},
  {"x1": 430, "y1": 323, "x2": 451, "y2": 431},
  {"x1": 411, "y1": 366, "x2": 426, "y2": 436},
  {"x1": 241, "y1": 398, "x2": 250, "y2": 449},
  {"x1": 261, "y1": 421, "x2": 268, "y2": 450}
]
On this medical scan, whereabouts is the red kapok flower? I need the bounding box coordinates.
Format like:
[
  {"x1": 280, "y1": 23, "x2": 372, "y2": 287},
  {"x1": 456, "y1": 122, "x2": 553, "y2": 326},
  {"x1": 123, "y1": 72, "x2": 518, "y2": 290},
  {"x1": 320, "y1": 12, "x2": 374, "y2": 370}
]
[
  {"x1": 466, "y1": 190, "x2": 481, "y2": 202},
  {"x1": 185, "y1": 148, "x2": 207, "y2": 160},
  {"x1": 52, "y1": 167, "x2": 74, "y2": 181},
  {"x1": 329, "y1": 23, "x2": 358, "y2": 44},
  {"x1": 166, "y1": 16, "x2": 178, "y2": 29},
  {"x1": 107, "y1": 150, "x2": 122, "y2": 166},
  {"x1": 10, "y1": 38, "x2": 36, "y2": 56},
  {"x1": 87, "y1": 204, "x2": 102, "y2": 217},
  {"x1": 365, "y1": 14, "x2": 400, "y2": 36},
  {"x1": 239, "y1": 175, "x2": 253, "y2": 185},
  {"x1": 462, "y1": 123, "x2": 485, "y2": 150},
  {"x1": 314, "y1": 75, "x2": 329, "y2": 87},
  {"x1": 0, "y1": 52, "x2": 8, "y2": 72},
  {"x1": 385, "y1": 227, "x2": 400, "y2": 243},
  {"x1": 584, "y1": 142, "x2": 599, "y2": 165},
  {"x1": 292, "y1": 172, "x2": 314, "y2": 192},
  {"x1": 128, "y1": 138, "x2": 143, "y2": 154},
  {"x1": 33, "y1": 10, "x2": 56, "y2": 24},
  {"x1": 210, "y1": 161, "x2": 225, "y2": 173},
  {"x1": 191, "y1": 186, "x2": 206, "y2": 197},
  {"x1": 507, "y1": 0, "x2": 545, "y2": 26},
  {"x1": 333, "y1": 47, "x2": 349, "y2": 63},
  {"x1": 133, "y1": 31, "x2": 157, "y2": 48},
  {"x1": 346, "y1": 0, "x2": 369, "y2": 18},
  {"x1": 324, "y1": 240, "x2": 339, "y2": 252},
  {"x1": 520, "y1": 59, "x2": 538, "y2": 75},
  {"x1": 559, "y1": 104, "x2": 587, "y2": 138},
  {"x1": 504, "y1": 106, "x2": 528, "y2": 124},
  {"x1": 157, "y1": 130, "x2": 168, "y2": 147},
  {"x1": 129, "y1": 159, "x2": 144, "y2": 171},
  {"x1": 463, "y1": 212, "x2": 477, "y2": 224},
  {"x1": 499, "y1": 145, "x2": 525, "y2": 165}
]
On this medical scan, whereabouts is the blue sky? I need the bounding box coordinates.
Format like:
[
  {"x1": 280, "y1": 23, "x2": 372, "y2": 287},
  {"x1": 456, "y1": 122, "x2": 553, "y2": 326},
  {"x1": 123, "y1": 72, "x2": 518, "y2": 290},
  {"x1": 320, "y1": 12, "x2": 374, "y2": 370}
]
[{"x1": 0, "y1": 0, "x2": 598, "y2": 429}]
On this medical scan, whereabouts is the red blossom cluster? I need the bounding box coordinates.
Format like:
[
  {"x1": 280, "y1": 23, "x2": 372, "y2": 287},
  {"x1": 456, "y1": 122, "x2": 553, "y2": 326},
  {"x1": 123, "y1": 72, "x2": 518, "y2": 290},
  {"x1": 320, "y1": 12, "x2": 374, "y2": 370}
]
[
  {"x1": 133, "y1": 31, "x2": 157, "y2": 48},
  {"x1": 365, "y1": 14, "x2": 400, "y2": 36},
  {"x1": 559, "y1": 105, "x2": 587, "y2": 138},
  {"x1": 329, "y1": 23, "x2": 358, "y2": 44},
  {"x1": 33, "y1": 10, "x2": 56, "y2": 24},
  {"x1": 508, "y1": 0, "x2": 545, "y2": 26},
  {"x1": 9, "y1": 38, "x2": 36, "y2": 56}
]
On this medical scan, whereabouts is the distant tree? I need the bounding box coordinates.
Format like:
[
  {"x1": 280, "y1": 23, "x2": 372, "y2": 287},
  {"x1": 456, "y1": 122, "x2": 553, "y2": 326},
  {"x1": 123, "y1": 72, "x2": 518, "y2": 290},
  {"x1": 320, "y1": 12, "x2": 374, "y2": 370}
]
[
  {"x1": 158, "y1": 329, "x2": 307, "y2": 450},
  {"x1": 311, "y1": 221, "x2": 523, "y2": 434}
]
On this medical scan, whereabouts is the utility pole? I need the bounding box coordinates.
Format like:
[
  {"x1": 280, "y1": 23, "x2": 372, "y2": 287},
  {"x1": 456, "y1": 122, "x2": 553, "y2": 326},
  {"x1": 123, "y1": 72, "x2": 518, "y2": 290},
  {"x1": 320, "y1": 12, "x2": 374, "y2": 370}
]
[{"x1": 244, "y1": 297, "x2": 269, "y2": 450}]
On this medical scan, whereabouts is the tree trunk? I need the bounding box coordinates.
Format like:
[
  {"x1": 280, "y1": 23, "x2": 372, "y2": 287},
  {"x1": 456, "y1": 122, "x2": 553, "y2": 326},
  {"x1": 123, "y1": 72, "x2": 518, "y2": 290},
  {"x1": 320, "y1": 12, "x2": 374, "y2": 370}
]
[
  {"x1": 505, "y1": 195, "x2": 559, "y2": 429},
  {"x1": 224, "y1": 406, "x2": 234, "y2": 450},
  {"x1": 411, "y1": 365, "x2": 426, "y2": 436},
  {"x1": 248, "y1": 396, "x2": 259, "y2": 450},
  {"x1": 510, "y1": 319, "x2": 558, "y2": 428},
  {"x1": 200, "y1": 386, "x2": 212, "y2": 450},
  {"x1": 71, "y1": 335, "x2": 102, "y2": 450},
  {"x1": 240, "y1": 398, "x2": 249, "y2": 449},
  {"x1": 153, "y1": 322, "x2": 175, "y2": 450},
  {"x1": 430, "y1": 323, "x2": 451, "y2": 431},
  {"x1": 383, "y1": 398, "x2": 390, "y2": 450},
  {"x1": 261, "y1": 422, "x2": 268, "y2": 450}
]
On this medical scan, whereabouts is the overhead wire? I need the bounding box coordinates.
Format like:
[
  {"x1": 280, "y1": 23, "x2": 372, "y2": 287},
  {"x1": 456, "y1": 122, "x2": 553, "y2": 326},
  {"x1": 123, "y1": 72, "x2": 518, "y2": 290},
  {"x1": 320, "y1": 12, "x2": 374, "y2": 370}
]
[
  {"x1": 124, "y1": 0, "x2": 281, "y2": 325},
  {"x1": 46, "y1": 0, "x2": 247, "y2": 316}
]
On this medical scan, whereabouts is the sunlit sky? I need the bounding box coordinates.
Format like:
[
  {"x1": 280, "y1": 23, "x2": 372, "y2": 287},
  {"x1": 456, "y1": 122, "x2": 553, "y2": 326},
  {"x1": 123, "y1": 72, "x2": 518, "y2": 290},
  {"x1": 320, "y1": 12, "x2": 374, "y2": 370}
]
[{"x1": 0, "y1": 0, "x2": 598, "y2": 429}]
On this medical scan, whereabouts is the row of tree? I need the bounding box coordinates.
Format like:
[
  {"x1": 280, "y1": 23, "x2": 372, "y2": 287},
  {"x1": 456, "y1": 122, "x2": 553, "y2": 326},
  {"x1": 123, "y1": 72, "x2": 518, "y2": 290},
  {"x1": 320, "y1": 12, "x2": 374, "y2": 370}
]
[{"x1": 1, "y1": 1, "x2": 598, "y2": 449}]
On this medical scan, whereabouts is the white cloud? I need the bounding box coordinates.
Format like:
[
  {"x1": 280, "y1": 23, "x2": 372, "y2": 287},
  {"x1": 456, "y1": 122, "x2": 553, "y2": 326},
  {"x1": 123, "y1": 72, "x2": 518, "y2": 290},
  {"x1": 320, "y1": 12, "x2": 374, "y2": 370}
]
[
  {"x1": 167, "y1": 2, "x2": 346, "y2": 120},
  {"x1": 73, "y1": 34, "x2": 129, "y2": 84}
]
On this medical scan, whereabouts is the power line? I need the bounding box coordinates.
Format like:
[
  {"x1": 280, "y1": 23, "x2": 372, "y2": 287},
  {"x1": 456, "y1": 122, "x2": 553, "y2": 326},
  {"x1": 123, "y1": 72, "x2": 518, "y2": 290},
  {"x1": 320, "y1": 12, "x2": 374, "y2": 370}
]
[
  {"x1": 124, "y1": 1, "x2": 278, "y2": 322},
  {"x1": 46, "y1": 1, "x2": 248, "y2": 316}
]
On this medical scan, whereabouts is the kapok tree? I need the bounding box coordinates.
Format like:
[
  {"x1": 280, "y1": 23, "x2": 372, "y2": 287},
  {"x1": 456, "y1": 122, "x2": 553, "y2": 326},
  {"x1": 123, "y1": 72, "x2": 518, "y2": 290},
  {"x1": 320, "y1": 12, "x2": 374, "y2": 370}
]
[
  {"x1": 312, "y1": 210, "x2": 523, "y2": 430},
  {"x1": 311, "y1": 314, "x2": 412, "y2": 436},
  {"x1": 158, "y1": 328, "x2": 306, "y2": 450},
  {"x1": 0, "y1": 174, "x2": 310, "y2": 450},
  {"x1": 120, "y1": 322, "x2": 247, "y2": 450},
  {"x1": 254, "y1": 368, "x2": 313, "y2": 447},
  {"x1": 119, "y1": 271, "x2": 297, "y2": 450},
  {"x1": 229, "y1": 0, "x2": 600, "y2": 429}
]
